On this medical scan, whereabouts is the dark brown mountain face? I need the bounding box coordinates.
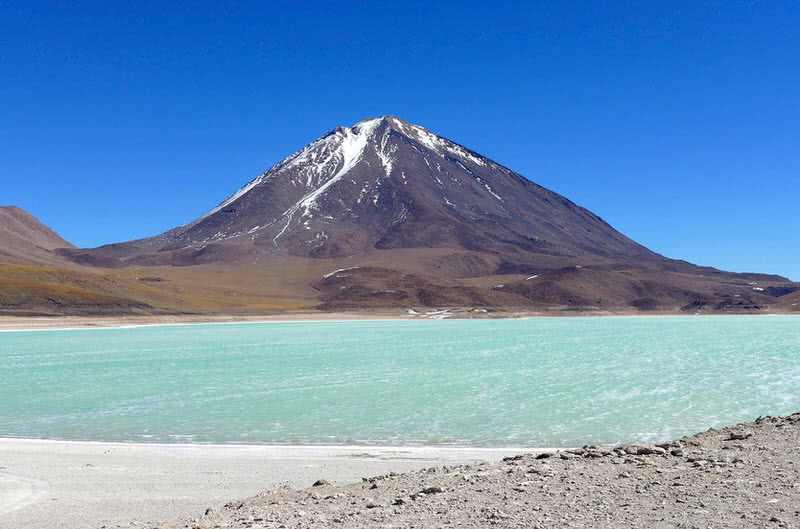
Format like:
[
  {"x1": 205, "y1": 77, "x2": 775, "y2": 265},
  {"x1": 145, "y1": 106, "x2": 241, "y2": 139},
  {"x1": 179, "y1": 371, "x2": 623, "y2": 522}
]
[{"x1": 73, "y1": 117, "x2": 654, "y2": 264}]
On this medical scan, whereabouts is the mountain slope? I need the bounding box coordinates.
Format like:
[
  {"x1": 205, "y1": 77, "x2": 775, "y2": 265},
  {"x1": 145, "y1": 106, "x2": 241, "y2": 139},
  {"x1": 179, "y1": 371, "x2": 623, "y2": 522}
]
[
  {"x1": 68, "y1": 117, "x2": 655, "y2": 266},
  {"x1": 780, "y1": 290, "x2": 800, "y2": 311},
  {"x1": 0, "y1": 206, "x2": 75, "y2": 266}
]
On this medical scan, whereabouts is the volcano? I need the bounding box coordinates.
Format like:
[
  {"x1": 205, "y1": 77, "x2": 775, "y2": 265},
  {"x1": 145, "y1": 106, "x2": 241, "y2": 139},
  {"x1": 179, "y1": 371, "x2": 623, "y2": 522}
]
[
  {"x1": 68, "y1": 117, "x2": 656, "y2": 265},
  {"x1": 53, "y1": 116, "x2": 794, "y2": 313}
]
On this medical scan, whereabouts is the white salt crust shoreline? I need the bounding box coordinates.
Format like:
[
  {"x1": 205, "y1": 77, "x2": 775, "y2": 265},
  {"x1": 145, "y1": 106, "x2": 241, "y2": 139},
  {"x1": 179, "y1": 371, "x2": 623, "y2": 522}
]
[
  {"x1": 0, "y1": 438, "x2": 532, "y2": 529},
  {"x1": 0, "y1": 312, "x2": 795, "y2": 333}
]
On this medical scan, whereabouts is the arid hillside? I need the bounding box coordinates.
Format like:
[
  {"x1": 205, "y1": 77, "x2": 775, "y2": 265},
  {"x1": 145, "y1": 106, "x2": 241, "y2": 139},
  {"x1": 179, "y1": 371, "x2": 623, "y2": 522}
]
[{"x1": 0, "y1": 206, "x2": 76, "y2": 266}]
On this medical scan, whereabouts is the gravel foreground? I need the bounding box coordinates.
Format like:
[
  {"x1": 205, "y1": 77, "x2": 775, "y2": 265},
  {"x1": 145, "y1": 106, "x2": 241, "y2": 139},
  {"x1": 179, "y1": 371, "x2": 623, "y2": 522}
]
[{"x1": 139, "y1": 413, "x2": 799, "y2": 529}]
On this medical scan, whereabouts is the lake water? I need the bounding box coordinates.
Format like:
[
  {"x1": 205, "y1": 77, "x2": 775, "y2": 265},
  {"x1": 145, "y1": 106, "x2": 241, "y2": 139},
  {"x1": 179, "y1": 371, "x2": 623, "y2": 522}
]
[{"x1": 1, "y1": 316, "x2": 798, "y2": 447}]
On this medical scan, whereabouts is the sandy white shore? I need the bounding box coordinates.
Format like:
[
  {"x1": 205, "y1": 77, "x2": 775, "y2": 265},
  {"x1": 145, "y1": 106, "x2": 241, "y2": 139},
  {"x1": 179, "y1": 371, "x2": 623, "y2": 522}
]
[
  {"x1": 0, "y1": 312, "x2": 414, "y2": 332},
  {"x1": 2, "y1": 311, "x2": 794, "y2": 332},
  {"x1": 0, "y1": 438, "x2": 526, "y2": 529},
  {"x1": 146, "y1": 414, "x2": 799, "y2": 529}
]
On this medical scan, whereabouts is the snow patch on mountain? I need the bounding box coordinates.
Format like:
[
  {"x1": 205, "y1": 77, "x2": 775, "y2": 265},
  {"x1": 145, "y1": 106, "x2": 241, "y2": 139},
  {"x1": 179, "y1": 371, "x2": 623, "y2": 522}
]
[
  {"x1": 322, "y1": 266, "x2": 359, "y2": 278},
  {"x1": 297, "y1": 119, "x2": 380, "y2": 216},
  {"x1": 484, "y1": 183, "x2": 503, "y2": 202},
  {"x1": 376, "y1": 127, "x2": 397, "y2": 176},
  {"x1": 273, "y1": 119, "x2": 381, "y2": 246},
  {"x1": 388, "y1": 118, "x2": 489, "y2": 169}
]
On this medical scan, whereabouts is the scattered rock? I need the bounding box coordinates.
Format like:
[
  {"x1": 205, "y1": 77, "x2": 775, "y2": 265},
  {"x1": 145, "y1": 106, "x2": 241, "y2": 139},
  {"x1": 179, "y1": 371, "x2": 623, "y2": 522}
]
[
  {"x1": 421, "y1": 486, "x2": 444, "y2": 494},
  {"x1": 141, "y1": 413, "x2": 800, "y2": 529}
]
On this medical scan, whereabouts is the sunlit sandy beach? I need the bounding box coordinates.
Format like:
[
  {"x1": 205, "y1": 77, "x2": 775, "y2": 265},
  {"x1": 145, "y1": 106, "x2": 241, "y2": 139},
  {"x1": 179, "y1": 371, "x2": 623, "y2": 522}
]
[{"x1": 0, "y1": 438, "x2": 523, "y2": 529}]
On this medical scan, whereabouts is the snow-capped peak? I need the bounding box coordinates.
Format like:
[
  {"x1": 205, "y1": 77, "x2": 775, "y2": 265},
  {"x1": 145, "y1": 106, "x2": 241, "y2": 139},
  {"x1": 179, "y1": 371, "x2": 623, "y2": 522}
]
[
  {"x1": 272, "y1": 118, "x2": 382, "y2": 245},
  {"x1": 296, "y1": 118, "x2": 380, "y2": 215},
  {"x1": 124, "y1": 115, "x2": 657, "y2": 264},
  {"x1": 189, "y1": 116, "x2": 498, "y2": 245}
]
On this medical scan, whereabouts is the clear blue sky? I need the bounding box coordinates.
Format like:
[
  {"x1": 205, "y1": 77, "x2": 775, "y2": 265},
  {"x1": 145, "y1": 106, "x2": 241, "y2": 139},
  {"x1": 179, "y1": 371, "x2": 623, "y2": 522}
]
[{"x1": 2, "y1": 1, "x2": 798, "y2": 279}]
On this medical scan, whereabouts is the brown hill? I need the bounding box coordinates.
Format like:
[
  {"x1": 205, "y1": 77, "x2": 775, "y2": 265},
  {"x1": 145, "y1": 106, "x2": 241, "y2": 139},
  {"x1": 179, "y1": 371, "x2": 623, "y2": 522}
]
[
  {"x1": 0, "y1": 206, "x2": 75, "y2": 266},
  {"x1": 779, "y1": 290, "x2": 800, "y2": 311},
  {"x1": 0, "y1": 208, "x2": 315, "y2": 315}
]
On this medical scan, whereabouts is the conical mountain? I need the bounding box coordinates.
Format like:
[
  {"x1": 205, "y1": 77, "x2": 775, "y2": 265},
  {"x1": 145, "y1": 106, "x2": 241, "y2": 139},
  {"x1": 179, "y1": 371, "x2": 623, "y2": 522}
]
[
  {"x1": 53, "y1": 117, "x2": 796, "y2": 312},
  {"x1": 86, "y1": 116, "x2": 655, "y2": 264}
]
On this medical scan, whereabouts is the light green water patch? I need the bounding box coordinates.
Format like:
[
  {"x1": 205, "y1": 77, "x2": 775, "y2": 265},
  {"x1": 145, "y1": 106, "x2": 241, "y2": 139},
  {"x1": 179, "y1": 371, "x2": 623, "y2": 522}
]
[{"x1": 1, "y1": 316, "x2": 798, "y2": 447}]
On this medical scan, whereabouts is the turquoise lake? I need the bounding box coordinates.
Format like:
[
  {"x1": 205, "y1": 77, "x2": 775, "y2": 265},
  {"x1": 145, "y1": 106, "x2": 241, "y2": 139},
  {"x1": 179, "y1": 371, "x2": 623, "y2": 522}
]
[{"x1": 1, "y1": 316, "x2": 798, "y2": 447}]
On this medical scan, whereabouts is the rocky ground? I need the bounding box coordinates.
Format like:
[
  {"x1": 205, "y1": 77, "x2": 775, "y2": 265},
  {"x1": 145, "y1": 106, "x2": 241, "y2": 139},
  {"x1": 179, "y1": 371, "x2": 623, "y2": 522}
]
[{"x1": 138, "y1": 413, "x2": 800, "y2": 529}]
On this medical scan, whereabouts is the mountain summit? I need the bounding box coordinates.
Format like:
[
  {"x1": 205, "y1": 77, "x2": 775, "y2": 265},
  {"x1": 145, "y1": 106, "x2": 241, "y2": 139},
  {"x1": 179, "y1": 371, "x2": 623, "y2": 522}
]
[{"x1": 89, "y1": 116, "x2": 653, "y2": 264}]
